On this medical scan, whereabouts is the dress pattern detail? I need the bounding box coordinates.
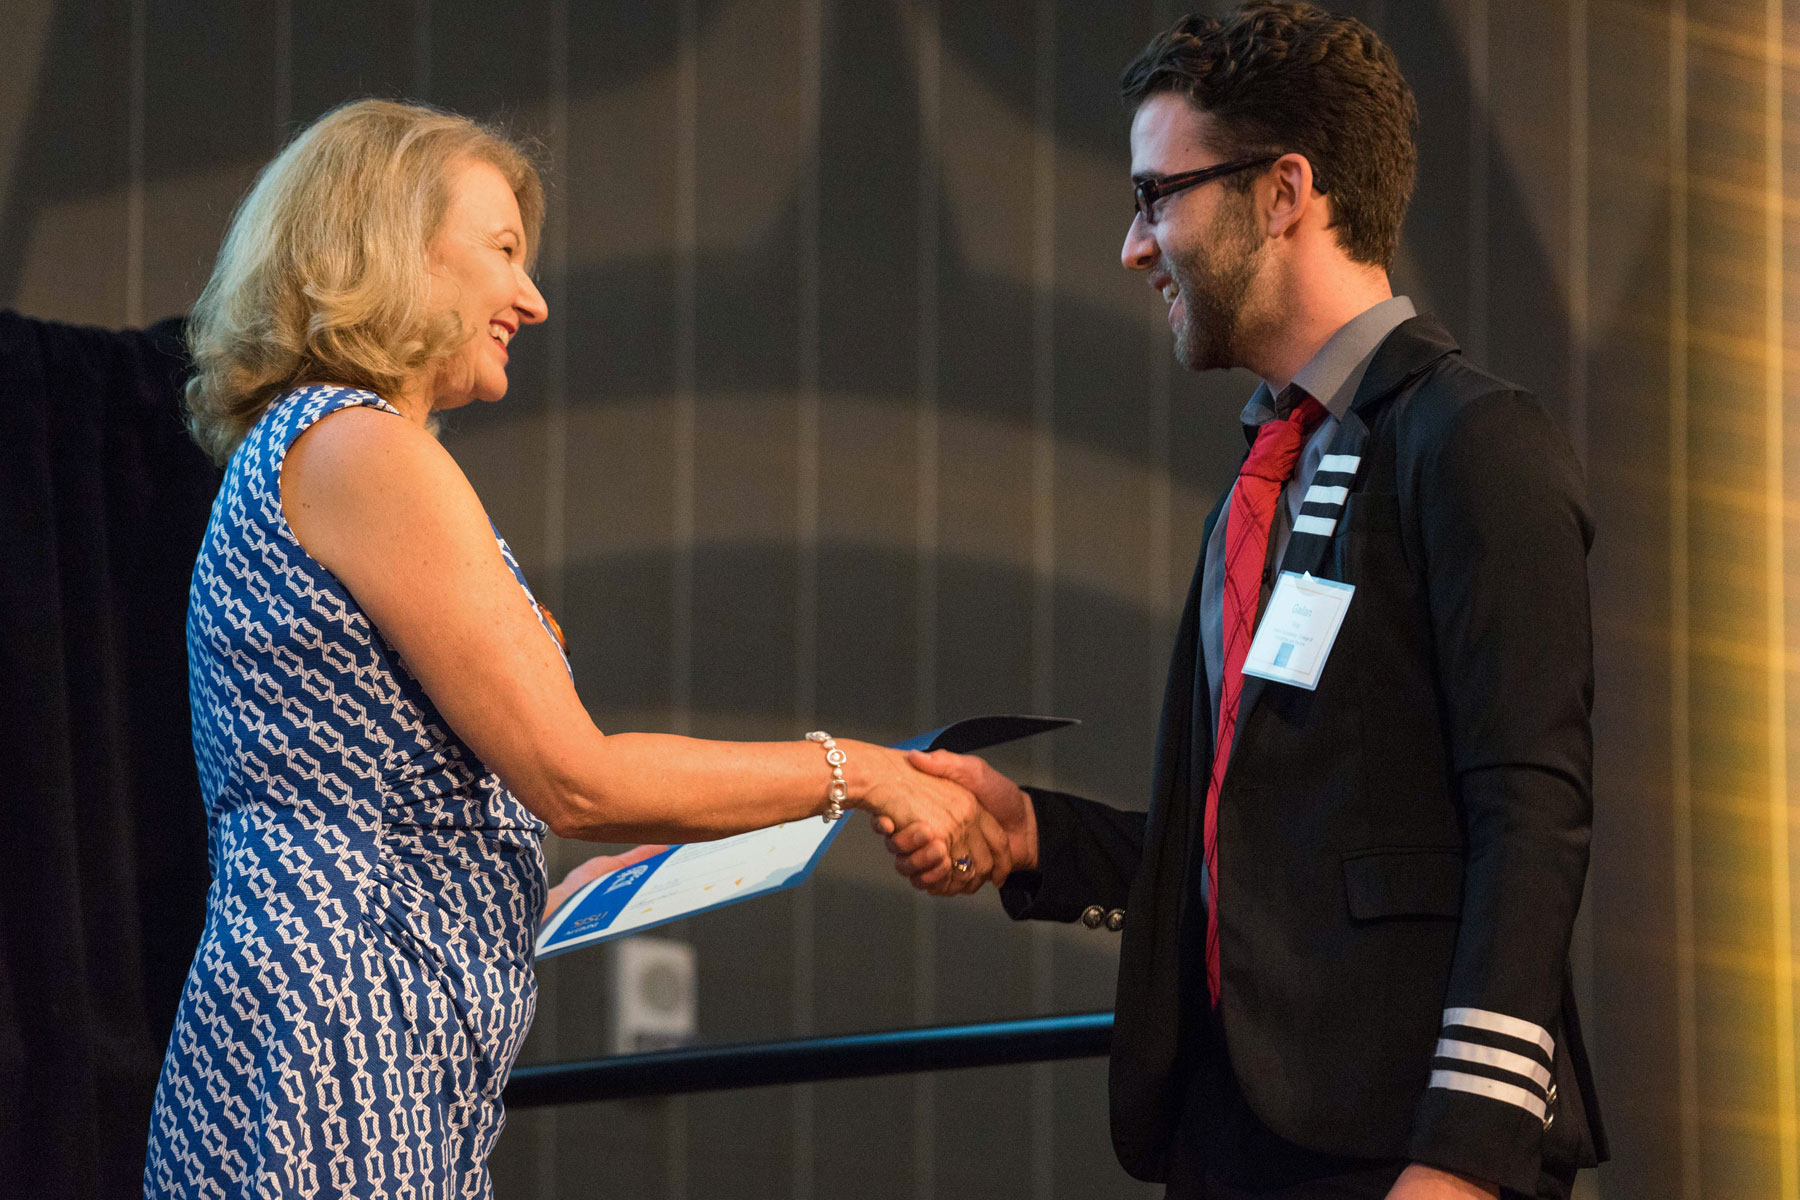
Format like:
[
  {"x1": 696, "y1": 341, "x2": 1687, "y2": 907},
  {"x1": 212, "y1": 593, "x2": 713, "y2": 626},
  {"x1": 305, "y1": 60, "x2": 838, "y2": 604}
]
[{"x1": 146, "y1": 385, "x2": 553, "y2": 1198}]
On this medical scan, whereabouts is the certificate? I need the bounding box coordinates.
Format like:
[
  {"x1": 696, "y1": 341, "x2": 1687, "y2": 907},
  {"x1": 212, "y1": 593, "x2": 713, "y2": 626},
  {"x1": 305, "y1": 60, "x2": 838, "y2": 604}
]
[{"x1": 535, "y1": 714, "x2": 1076, "y2": 959}]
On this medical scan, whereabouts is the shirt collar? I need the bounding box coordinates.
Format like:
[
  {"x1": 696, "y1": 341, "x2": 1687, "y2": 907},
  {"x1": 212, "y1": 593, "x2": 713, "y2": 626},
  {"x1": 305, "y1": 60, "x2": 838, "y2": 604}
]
[{"x1": 1240, "y1": 294, "x2": 1418, "y2": 430}]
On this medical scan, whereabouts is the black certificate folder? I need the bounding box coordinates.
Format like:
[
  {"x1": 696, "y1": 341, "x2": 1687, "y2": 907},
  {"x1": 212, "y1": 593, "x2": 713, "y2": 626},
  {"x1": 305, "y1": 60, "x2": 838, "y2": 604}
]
[
  {"x1": 535, "y1": 715, "x2": 1078, "y2": 959},
  {"x1": 893, "y1": 714, "x2": 1078, "y2": 754}
]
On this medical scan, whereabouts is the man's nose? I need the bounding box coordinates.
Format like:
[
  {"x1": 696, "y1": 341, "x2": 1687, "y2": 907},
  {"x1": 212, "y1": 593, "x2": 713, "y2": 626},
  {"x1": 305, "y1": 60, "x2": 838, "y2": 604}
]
[{"x1": 1121, "y1": 213, "x2": 1156, "y2": 271}]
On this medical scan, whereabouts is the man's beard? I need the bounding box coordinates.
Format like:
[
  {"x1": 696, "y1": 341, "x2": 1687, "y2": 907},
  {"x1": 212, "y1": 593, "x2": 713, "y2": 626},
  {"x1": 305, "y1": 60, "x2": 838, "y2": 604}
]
[{"x1": 1168, "y1": 193, "x2": 1263, "y2": 372}]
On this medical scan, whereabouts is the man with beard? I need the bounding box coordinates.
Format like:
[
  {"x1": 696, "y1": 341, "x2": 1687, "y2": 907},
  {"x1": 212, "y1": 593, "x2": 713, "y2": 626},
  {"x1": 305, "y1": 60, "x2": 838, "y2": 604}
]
[{"x1": 893, "y1": 5, "x2": 1606, "y2": 1199}]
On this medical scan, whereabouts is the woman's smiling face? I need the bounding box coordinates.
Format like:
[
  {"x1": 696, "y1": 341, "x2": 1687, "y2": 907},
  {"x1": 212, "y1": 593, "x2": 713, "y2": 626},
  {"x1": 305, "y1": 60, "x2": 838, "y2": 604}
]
[{"x1": 422, "y1": 157, "x2": 547, "y2": 412}]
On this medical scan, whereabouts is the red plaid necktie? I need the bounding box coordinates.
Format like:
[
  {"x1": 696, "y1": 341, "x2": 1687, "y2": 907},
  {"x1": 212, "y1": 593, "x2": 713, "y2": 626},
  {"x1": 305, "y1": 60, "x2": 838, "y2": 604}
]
[{"x1": 1203, "y1": 393, "x2": 1328, "y2": 1006}]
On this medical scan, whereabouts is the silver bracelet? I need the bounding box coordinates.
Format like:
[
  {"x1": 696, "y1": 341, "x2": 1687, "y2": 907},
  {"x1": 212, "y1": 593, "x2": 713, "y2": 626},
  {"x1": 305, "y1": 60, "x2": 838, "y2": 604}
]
[{"x1": 805, "y1": 731, "x2": 849, "y2": 822}]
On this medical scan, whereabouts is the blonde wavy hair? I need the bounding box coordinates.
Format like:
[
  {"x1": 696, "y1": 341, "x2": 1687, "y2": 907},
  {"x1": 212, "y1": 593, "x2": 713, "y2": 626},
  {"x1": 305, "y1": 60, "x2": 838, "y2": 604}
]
[{"x1": 184, "y1": 98, "x2": 545, "y2": 464}]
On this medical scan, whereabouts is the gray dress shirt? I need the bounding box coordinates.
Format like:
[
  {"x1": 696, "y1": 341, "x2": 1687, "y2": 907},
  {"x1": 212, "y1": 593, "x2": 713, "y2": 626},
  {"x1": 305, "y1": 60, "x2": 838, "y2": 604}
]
[{"x1": 1200, "y1": 294, "x2": 1417, "y2": 731}]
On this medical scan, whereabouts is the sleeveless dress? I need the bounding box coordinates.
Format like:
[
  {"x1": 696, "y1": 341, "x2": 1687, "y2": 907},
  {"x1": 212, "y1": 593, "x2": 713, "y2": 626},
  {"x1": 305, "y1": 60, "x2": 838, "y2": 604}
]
[{"x1": 146, "y1": 385, "x2": 555, "y2": 1199}]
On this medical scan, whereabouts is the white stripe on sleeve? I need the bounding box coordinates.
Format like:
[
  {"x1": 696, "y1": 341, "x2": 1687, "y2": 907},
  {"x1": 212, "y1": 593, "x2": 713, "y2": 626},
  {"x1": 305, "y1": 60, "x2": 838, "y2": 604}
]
[
  {"x1": 1317, "y1": 454, "x2": 1362, "y2": 474},
  {"x1": 1434, "y1": 1038, "x2": 1553, "y2": 1090},
  {"x1": 1292, "y1": 514, "x2": 1338, "y2": 536},
  {"x1": 1303, "y1": 484, "x2": 1349, "y2": 506},
  {"x1": 1442, "y1": 1007, "x2": 1555, "y2": 1058},
  {"x1": 1428, "y1": 1069, "x2": 1548, "y2": 1120}
]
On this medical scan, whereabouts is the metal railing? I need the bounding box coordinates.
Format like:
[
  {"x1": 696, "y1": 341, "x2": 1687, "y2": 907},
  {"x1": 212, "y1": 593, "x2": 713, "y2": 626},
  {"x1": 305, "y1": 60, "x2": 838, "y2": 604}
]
[{"x1": 505, "y1": 1011, "x2": 1114, "y2": 1108}]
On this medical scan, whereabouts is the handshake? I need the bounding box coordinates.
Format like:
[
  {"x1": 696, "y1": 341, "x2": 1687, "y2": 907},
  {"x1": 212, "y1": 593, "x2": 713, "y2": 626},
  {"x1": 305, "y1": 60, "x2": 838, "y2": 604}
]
[
  {"x1": 866, "y1": 748, "x2": 1038, "y2": 897},
  {"x1": 539, "y1": 743, "x2": 1043, "y2": 922}
]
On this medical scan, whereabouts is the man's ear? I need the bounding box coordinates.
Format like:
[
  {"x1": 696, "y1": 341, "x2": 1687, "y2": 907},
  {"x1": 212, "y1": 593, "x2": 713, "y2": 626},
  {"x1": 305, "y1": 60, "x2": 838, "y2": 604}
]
[{"x1": 1263, "y1": 152, "x2": 1316, "y2": 239}]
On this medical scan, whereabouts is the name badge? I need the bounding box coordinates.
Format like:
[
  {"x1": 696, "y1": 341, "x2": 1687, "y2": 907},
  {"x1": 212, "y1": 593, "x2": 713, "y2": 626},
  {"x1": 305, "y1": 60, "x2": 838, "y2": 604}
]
[{"x1": 1240, "y1": 571, "x2": 1354, "y2": 691}]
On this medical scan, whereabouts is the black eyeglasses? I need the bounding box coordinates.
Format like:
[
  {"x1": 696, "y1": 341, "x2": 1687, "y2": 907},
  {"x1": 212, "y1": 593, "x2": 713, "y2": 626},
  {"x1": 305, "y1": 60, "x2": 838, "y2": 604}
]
[{"x1": 1133, "y1": 156, "x2": 1280, "y2": 223}]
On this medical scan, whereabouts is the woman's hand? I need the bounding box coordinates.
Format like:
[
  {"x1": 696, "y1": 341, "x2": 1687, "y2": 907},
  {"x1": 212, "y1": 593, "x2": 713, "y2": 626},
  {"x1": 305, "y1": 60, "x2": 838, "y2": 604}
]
[
  {"x1": 541, "y1": 843, "x2": 668, "y2": 924},
  {"x1": 898, "y1": 749, "x2": 1037, "y2": 872},
  {"x1": 851, "y1": 747, "x2": 1012, "y2": 895}
]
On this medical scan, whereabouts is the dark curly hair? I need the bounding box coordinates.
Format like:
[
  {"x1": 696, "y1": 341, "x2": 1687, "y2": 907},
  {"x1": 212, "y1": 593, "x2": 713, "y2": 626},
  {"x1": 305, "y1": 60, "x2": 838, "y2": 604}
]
[{"x1": 1121, "y1": 3, "x2": 1417, "y2": 270}]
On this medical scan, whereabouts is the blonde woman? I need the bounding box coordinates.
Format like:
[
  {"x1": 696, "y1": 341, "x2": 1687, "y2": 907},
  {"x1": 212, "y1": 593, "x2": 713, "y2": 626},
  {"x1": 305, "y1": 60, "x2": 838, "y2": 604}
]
[{"x1": 147, "y1": 99, "x2": 1007, "y2": 1198}]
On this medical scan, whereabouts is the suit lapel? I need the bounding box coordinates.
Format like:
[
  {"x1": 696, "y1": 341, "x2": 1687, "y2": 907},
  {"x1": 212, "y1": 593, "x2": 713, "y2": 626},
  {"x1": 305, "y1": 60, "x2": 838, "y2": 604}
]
[
  {"x1": 1227, "y1": 413, "x2": 1368, "y2": 756},
  {"x1": 1149, "y1": 523, "x2": 1211, "y2": 825},
  {"x1": 1141, "y1": 483, "x2": 1226, "y2": 866},
  {"x1": 1275, "y1": 411, "x2": 1369, "y2": 579},
  {"x1": 1177, "y1": 487, "x2": 1228, "y2": 920},
  {"x1": 1109, "y1": 484, "x2": 1228, "y2": 1175},
  {"x1": 1224, "y1": 313, "x2": 1458, "y2": 760},
  {"x1": 1188, "y1": 489, "x2": 1229, "y2": 761}
]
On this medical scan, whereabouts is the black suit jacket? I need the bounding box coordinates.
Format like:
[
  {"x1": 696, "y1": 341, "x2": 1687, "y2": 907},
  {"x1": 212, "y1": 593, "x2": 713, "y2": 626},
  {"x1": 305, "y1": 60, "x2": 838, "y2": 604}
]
[{"x1": 1000, "y1": 316, "x2": 1607, "y2": 1194}]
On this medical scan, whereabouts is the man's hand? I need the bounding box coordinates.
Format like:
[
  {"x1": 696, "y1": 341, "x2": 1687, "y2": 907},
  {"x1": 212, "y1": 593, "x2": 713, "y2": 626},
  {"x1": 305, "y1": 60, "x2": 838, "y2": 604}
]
[
  {"x1": 875, "y1": 749, "x2": 1038, "y2": 880},
  {"x1": 540, "y1": 843, "x2": 669, "y2": 923},
  {"x1": 1385, "y1": 1164, "x2": 1500, "y2": 1200}
]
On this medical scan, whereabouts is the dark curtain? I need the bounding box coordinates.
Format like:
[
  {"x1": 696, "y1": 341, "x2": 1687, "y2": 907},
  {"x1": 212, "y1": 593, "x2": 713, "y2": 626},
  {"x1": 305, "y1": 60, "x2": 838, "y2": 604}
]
[{"x1": 0, "y1": 312, "x2": 216, "y2": 1199}]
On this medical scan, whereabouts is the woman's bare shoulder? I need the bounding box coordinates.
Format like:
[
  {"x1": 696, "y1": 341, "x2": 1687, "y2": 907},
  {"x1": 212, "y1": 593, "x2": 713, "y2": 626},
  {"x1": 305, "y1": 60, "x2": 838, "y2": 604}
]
[
  {"x1": 286, "y1": 402, "x2": 455, "y2": 487},
  {"x1": 283, "y1": 401, "x2": 488, "y2": 567}
]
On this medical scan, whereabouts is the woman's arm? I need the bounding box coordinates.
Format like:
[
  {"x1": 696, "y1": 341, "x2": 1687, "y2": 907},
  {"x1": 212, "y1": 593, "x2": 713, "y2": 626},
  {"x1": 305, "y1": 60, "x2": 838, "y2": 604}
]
[{"x1": 282, "y1": 405, "x2": 1002, "y2": 883}]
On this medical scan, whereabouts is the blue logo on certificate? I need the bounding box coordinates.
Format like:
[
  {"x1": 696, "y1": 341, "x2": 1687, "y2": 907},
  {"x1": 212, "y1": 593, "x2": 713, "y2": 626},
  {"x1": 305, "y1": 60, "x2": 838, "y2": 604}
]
[{"x1": 543, "y1": 847, "x2": 680, "y2": 945}]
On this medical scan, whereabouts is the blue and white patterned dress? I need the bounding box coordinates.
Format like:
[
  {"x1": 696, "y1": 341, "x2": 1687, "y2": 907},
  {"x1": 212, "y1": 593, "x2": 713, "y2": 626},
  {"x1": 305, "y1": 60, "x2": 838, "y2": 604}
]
[{"x1": 147, "y1": 385, "x2": 553, "y2": 1199}]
